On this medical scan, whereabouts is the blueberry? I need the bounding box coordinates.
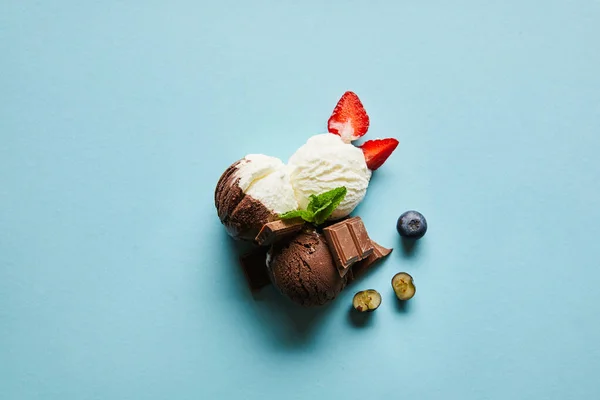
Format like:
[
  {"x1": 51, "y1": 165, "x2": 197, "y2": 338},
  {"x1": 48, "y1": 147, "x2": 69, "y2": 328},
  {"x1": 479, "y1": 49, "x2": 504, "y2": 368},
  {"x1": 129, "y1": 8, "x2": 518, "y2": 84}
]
[
  {"x1": 391, "y1": 272, "x2": 416, "y2": 300},
  {"x1": 352, "y1": 289, "x2": 382, "y2": 312},
  {"x1": 397, "y1": 211, "x2": 427, "y2": 239}
]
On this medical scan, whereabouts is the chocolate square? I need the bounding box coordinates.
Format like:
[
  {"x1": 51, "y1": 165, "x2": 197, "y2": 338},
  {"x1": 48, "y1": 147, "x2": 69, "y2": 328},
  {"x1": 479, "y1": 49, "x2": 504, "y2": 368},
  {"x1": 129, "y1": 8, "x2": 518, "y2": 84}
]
[
  {"x1": 324, "y1": 223, "x2": 360, "y2": 269},
  {"x1": 346, "y1": 217, "x2": 374, "y2": 260},
  {"x1": 255, "y1": 219, "x2": 305, "y2": 246},
  {"x1": 350, "y1": 241, "x2": 393, "y2": 280}
]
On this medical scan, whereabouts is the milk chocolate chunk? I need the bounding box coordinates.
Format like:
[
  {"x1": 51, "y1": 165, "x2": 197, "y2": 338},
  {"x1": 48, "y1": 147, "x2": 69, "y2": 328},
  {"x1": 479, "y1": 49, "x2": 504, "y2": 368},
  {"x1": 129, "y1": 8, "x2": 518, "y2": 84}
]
[
  {"x1": 346, "y1": 217, "x2": 374, "y2": 259},
  {"x1": 323, "y1": 217, "x2": 374, "y2": 276},
  {"x1": 323, "y1": 223, "x2": 359, "y2": 275},
  {"x1": 255, "y1": 219, "x2": 305, "y2": 246},
  {"x1": 349, "y1": 241, "x2": 393, "y2": 280},
  {"x1": 239, "y1": 247, "x2": 271, "y2": 291}
]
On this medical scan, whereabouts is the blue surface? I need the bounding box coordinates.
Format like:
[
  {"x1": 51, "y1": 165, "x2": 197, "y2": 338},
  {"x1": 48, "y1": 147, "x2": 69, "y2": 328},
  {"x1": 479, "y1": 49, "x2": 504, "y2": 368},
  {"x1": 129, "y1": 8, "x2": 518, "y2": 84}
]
[{"x1": 2, "y1": 1, "x2": 600, "y2": 399}]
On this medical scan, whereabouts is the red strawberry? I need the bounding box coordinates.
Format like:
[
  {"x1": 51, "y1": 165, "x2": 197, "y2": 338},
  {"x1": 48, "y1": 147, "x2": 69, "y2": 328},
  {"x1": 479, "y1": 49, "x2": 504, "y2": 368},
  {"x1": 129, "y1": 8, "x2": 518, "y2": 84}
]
[
  {"x1": 359, "y1": 138, "x2": 399, "y2": 170},
  {"x1": 327, "y1": 91, "x2": 370, "y2": 143}
]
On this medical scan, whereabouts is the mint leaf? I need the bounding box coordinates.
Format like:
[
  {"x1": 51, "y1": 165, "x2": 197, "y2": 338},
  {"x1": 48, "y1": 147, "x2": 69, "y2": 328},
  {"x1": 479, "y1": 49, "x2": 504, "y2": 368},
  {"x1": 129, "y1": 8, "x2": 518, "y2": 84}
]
[
  {"x1": 312, "y1": 187, "x2": 347, "y2": 225},
  {"x1": 313, "y1": 205, "x2": 333, "y2": 225},
  {"x1": 279, "y1": 209, "x2": 314, "y2": 223},
  {"x1": 307, "y1": 194, "x2": 319, "y2": 213},
  {"x1": 315, "y1": 187, "x2": 347, "y2": 208},
  {"x1": 312, "y1": 200, "x2": 333, "y2": 224},
  {"x1": 280, "y1": 187, "x2": 347, "y2": 226}
]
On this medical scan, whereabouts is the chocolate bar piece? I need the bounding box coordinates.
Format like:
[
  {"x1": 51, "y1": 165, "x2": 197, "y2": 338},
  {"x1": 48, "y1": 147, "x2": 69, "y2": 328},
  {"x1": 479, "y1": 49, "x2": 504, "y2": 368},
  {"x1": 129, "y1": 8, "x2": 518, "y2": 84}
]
[
  {"x1": 239, "y1": 247, "x2": 271, "y2": 291},
  {"x1": 349, "y1": 241, "x2": 393, "y2": 280},
  {"x1": 346, "y1": 217, "x2": 374, "y2": 258},
  {"x1": 255, "y1": 219, "x2": 305, "y2": 246},
  {"x1": 323, "y1": 217, "x2": 374, "y2": 276}
]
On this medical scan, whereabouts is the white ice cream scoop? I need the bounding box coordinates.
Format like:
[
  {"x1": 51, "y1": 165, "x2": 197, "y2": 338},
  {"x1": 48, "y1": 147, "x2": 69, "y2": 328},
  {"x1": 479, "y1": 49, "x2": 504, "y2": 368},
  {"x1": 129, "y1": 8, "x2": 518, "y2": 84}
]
[
  {"x1": 288, "y1": 134, "x2": 371, "y2": 219},
  {"x1": 236, "y1": 154, "x2": 298, "y2": 215},
  {"x1": 214, "y1": 154, "x2": 298, "y2": 241}
]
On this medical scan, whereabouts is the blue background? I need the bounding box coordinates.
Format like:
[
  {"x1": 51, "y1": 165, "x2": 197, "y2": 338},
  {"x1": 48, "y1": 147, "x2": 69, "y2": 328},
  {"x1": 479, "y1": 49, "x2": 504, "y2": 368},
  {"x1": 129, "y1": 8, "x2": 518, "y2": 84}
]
[{"x1": 2, "y1": 1, "x2": 600, "y2": 399}]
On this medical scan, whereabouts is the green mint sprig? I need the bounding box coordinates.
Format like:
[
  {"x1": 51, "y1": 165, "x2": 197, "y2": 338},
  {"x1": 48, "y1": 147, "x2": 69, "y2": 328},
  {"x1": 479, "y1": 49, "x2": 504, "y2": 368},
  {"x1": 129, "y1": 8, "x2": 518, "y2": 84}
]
[{"x1": 279, "y1": 187, "x2": 347, "y2": 225}]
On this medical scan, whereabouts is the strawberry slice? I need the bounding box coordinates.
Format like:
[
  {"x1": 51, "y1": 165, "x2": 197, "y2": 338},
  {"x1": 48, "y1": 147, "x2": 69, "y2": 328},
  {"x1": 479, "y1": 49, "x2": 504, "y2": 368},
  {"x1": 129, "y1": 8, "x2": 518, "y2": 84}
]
[
  {"x1": 359, "y1": 138, "x2": 399, "y2": 170},
  {"x1": 327, "y1": 91, "x2": 370, "y2": 143}
]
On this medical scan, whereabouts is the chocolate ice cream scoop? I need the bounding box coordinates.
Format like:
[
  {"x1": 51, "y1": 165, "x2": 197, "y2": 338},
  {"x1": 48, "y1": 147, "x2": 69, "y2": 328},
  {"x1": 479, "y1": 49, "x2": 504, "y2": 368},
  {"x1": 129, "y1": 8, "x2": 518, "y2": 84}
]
[
  {"x1": 267, "y1": 229, "x2": 347, "y2": 307},
  {"x1": 215, "y1": 155, "x2": 298, "y2": 241}
]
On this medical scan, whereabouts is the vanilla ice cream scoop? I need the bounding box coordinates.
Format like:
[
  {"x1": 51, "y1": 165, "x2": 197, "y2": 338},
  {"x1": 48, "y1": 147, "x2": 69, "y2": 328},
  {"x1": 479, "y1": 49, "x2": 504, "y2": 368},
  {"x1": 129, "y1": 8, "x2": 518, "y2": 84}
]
[
  {"x1": 288, "y1": 134, "x2": 372, "y2": 219},
  {"x1": 239, "y1": 155, "x2": 298, "y2": 215},
  {"x1": 215, "y1": 154, "x2": 297, "y2": 241}
]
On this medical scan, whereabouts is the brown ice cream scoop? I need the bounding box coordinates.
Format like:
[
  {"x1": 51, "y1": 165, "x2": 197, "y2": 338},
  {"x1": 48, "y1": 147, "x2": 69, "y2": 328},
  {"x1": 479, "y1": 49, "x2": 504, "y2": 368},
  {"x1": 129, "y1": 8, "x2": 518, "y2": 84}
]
[
  {"x1": 267, "y1": 229, "x2": 347, "y2": 307},
  {"x1": 214, "y1": 160, "x2": 277, "y2": 241}
]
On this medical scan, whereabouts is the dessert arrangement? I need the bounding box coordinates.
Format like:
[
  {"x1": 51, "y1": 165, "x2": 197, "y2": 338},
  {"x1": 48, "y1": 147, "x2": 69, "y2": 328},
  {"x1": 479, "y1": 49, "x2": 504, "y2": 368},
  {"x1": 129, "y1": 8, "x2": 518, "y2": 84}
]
[{"x1": 215, "y1": 91, "x2": 427, "y2": 310}]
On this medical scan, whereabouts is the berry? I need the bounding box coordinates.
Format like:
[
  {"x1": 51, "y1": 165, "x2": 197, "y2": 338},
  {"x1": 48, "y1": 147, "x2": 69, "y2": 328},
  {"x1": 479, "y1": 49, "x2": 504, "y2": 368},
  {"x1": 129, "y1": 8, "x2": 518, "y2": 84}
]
[
  {"x1": 397, "y1": 210, "x2": 427, "y2": 239},
  {"x1": 327, "y1": 91, "x2": 370, "y2": 143},
  {"x1": 359, "y1": 138, "x2": 399, "y2": 170},
  {"x1": 391, "y1": 273, "x2": 416, "y2": 301},
  {"x1": 352, "y1": 289, "x2": 382, "y2": 312}
]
